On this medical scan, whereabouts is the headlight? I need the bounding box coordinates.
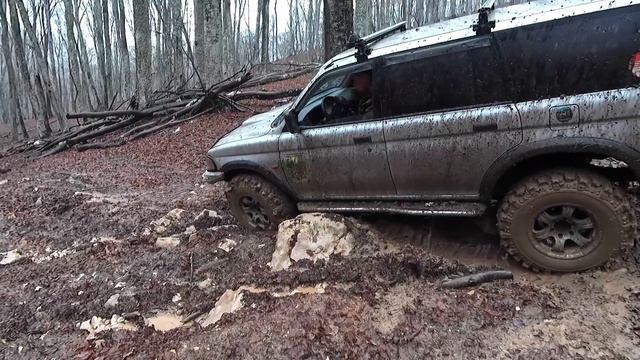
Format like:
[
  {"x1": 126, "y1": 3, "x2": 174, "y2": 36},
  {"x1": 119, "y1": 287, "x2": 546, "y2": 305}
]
[{"x1": 205, "y1": 157, "x2": 216, "y2": 171}]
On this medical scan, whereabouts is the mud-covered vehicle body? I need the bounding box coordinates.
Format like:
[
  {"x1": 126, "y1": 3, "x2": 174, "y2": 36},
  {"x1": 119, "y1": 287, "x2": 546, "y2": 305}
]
[{"x1": 205, "y1": 0, "x2": 640, "y2": 272}]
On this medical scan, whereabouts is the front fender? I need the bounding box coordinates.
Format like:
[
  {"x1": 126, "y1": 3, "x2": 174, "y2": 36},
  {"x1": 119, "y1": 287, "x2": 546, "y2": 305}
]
[{"x1": 220, "y1": 161, "x2": 298, "y2": 201}]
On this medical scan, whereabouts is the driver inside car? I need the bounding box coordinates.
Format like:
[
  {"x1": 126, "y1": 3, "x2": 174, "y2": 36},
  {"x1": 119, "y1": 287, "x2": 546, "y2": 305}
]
[{"x1": 322, "y1": 71, "x2": 373, "y2": 123}]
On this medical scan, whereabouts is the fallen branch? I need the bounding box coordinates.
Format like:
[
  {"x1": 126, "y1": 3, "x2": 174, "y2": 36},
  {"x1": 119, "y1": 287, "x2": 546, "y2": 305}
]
[
  {"x1": 7, "y1": 65, "x2": 313, "y2": 157},
  {"x1": 240, "y1": 67, "x2": 317, "y2": 89},
  {"x1": 76, "y1": 139, "x2": 126, "y2": 152},
  {"x1": 66, "y1": 99, "x2": 192, "y2": 120},
  {"x1": 439, "y1": 270, "x2": 514, "y2": 289},
  {"x1": 0, "y1": 168, "x2": 10, "y2": 174},
  {"x1": 229, "y1": 88, "x2": 302, "y2": 101},
  {"x1": 130, "y1": 105, "x2": 214, "y2": 141}
]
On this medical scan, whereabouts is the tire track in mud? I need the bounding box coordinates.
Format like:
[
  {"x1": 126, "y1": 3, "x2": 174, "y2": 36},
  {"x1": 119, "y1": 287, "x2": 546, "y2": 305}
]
[{"x1": 360, "y1": 214, "x2": 518, "y2": 270}]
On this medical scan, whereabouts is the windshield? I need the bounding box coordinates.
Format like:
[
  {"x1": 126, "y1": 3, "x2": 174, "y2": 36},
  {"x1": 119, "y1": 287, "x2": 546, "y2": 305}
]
[{"x1": 302, "y1": 73, "x2": 349, "y2": 106}]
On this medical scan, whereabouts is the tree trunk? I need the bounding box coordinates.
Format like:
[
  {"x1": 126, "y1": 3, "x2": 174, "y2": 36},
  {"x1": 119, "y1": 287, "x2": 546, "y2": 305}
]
[
  {"x1": 222, "y1": 0, "x2": 231, "y2": 74},
  {"x1": 260, "y1": 0, "x2": 270, "y2": 63},
  {"x1": 153, "y1": 2, "x2": 162, "y2": 89},
  {"x1": 323, "y1": 0, "x2": 353, "y2": 61},
  {"x1": 73, "y1": 1, "x2": 102, "y2": 110},
  {"x1": 0, "y1": 0, "x2": 27, "y2": 139},
  {"x1": 9, "y1": 0, "x2": 58, "y2": 137},
  {"x1": 93, "y1": 0, "x2": 108, "y2": 107},
  {"x1": 194, "y1": 0, "x2": 205, "y2": 78},
  {"x1": 62, "y1": 0, "x2": 81, "y2": 111},
  {"x1": 171, "y1": 0, "x2": 183, "y2": 82},
  {"x1": 102, "y1": 0, "x2": 113, "y2": 104},
  {"x1": 202, "y1": 0, "x2": 222, "y2": 86},
  {"x1": 355, "y1": 0, "x2": 372, "y2": 36},
  {"x1": 415, "y1": 0, "x2": 424, "y2": 26},
  {"x1": 133, "y1": 0, "x2": 152, "y2": 105},
  {"x1": 113, "y1": 0, "x2": 130, "y2": 98},
  {"x1": 161, "y1": 0, "x2": 171, "y2": 85},
  {"x1": 253, "y1": 0, "x2": 262, "y2": 62}
]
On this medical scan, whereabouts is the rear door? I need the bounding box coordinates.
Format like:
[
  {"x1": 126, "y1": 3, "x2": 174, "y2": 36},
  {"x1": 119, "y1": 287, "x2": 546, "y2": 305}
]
[{"x1": 381, "y1": 37, "x2": 523, "y2": 198}]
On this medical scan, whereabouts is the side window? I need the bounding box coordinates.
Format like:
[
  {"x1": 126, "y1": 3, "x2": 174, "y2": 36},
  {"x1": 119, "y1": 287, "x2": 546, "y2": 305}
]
[
  {"x1": 296, "y1": 68, "x2": 375, "y2": 127},
  {"x1": 380, "y1": 45, "x2": 509, "y2": 118},
  {"x1": 495, "y1": 6, "x2": 640, "y2": 102}
]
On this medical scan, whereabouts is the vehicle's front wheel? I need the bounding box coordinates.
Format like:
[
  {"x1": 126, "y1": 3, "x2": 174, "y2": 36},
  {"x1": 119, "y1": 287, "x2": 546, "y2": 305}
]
[
  {"x1": 497, "y1": 168, "x2": 635, "y2": 272},
  {"x1": 226, "y1": 174, "x2": 297, "y2": 230}
]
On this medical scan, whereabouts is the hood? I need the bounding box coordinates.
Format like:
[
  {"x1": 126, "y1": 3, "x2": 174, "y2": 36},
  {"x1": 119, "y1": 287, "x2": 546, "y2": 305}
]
[{"x1": 214, "y1": 104, "x2": 289, "y2": 147}]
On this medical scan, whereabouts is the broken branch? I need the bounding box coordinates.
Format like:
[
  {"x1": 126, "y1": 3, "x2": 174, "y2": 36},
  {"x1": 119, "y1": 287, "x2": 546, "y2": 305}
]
[{"x1": 439, "y1": 270, "x2": 514, "y2": 289}]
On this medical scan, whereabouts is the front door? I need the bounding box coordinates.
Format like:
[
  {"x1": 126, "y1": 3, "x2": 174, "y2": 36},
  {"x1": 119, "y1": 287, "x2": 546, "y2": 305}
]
[
  {"x1": 279, "y1": 121, "x2": 396, "y2": 200},
  {"x1": 278, "y1": 62, "x2": 395, "y2": 200}
]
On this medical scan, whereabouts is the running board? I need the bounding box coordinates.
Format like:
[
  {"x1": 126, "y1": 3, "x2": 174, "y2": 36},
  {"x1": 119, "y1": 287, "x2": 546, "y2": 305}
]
[{"x1": 297, "y1": 201, "x2": 486, "y2": 217}]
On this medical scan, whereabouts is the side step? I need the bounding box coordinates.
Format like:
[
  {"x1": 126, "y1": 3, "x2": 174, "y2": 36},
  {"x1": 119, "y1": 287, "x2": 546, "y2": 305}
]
[{"x1": 297, "y1": 201, "x2": 486, "y2": 217}]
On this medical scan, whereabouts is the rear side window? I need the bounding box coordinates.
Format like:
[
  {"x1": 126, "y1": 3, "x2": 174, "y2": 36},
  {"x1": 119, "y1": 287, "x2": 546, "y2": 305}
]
[
  {"x1": 379, "y1": 43, "x2": 510, "y2": 118},
  {"x1": 495, "y1": 5, "x2": 640, "y2": 102}
]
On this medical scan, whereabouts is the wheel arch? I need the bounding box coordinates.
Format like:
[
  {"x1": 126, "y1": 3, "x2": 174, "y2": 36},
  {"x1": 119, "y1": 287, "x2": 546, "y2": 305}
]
[
  {"x1": 481, "y1": 138, "x2": 640, "y2": 202},
  {"x1": 220, "y1": 161, "x2": 299, "y2": 201}
]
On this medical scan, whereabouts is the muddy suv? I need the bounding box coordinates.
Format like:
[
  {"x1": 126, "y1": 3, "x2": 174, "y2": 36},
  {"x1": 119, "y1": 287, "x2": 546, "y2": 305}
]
[{"x1": 204, "y1": 0, "x2": 640, "y2": 272}]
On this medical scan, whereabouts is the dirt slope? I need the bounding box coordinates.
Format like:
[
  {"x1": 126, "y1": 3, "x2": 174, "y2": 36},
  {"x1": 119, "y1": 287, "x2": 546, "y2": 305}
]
[{"x1": 1, "y1": 76, "x2": 640, "y2": 359}]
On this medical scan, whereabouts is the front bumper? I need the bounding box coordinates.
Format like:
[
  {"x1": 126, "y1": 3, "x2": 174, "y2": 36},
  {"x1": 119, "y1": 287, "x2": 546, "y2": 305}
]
[{"x1": 202, "y1": 170, "x2": 225, "y2": 184}]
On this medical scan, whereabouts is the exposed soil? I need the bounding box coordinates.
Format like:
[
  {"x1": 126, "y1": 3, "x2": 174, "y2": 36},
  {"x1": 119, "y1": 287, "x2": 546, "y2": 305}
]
[{"x1": 1, "y1": 75, "x2": 640, "y2": 359}]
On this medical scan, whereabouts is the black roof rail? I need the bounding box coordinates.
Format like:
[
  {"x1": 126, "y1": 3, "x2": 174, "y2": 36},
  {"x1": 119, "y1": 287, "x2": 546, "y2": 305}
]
[
  {"x1": 473, "y1": 0, "x2": 496, "y2": 35},
  {"x1": 349, "y1": 22, "x2": 407, "y2": 63}
]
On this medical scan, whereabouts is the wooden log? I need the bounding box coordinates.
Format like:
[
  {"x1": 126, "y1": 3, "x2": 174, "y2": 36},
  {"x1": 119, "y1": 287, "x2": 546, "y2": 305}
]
[
  {"x1": 66, "y1": 109, "x2": 147, "y2": 119},
  {"x1": 439, "y1": 271, "x2": 514, "y2": 289}
]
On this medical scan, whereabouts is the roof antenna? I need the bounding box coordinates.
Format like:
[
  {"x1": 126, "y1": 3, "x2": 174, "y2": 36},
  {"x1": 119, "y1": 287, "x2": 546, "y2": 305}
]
[{"x1": 473, "y1": 0, "x2": 496, "y2": 35}]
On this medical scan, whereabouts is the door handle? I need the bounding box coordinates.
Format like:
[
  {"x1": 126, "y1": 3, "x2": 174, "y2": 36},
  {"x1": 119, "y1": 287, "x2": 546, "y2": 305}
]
[
  {"x1": 473, "y1": 123, "x2": 498, "y2": 132},
  {"x1": 353, "y1": 136, "x2": 372, "y2": 144}
]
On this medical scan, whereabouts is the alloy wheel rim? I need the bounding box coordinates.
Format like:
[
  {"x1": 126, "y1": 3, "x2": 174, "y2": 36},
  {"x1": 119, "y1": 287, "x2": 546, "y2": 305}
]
[
  {"x1": 531, "y1": 205, "x2": 598, "y2": 260},
  {"x1": 239, "y1": 196, "x2": 270, "y2": 230}
]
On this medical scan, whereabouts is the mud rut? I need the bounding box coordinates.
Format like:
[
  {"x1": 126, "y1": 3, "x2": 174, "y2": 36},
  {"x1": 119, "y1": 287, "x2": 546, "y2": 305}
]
[{"x1": 1, "y1": 128, "x2": 640, "y2": 358}]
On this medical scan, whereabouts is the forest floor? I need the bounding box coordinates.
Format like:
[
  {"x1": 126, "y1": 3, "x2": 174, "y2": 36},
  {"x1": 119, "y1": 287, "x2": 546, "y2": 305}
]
[{"x1": 1, "y1": 74, "x2": 640, "y2": 359}]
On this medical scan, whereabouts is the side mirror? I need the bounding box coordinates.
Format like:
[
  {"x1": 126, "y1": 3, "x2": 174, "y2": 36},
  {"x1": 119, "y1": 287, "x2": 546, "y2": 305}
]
[{"x1": 284, "y1": 109, "x2": 300, "y2": 134}]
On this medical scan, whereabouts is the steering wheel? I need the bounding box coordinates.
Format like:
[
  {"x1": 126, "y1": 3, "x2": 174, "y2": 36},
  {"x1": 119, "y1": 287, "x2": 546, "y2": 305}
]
[{"x1": 321, "y1": 96, "x2": 340, "y2": 121}]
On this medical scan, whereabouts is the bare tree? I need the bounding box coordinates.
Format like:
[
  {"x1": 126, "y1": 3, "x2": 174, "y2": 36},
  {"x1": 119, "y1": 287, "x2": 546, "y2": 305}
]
[
  {"x1": 355, "y1": 0, "x2": 372, "y2": 35},
  {"x1": 323, "y1": 0, "x2": 353, "y2": 61},
  {"x1": 171, "y1": 0, "x2": 184, "y2": 81},
  {"x1": 93, "y1": 0, "x2": 108, "y2": 106},
  {"x1": 260, "y1": 0, "x2": 270, "y2": 63},
  {"x1": 202, "y1": 0, "x2": 222, "y2": 85},
  {"x1": 62, "y1": 0, "x2": 82, "y2": 110},
  {"x1": 103, "y1": 0, "x2": 113, "y2": 103},
  {"x1": 133, "y1": 0, "x2": 152, "y2": 105},
  {"x1": 222, "y1": 0, "x2": 232, "y2": 73},
  {"x1": 0, "y1": 0, "x2": 27, "y2": 139},
  {"x1": 194, "y1": 0, "x2": 205, "y2": 75},
  {"x1": 113, "y1": 0, "x2": 130, "y2": 98}
]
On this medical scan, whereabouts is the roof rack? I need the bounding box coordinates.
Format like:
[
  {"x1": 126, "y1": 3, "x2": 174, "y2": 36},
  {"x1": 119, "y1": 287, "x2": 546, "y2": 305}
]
[
  {"x1": 473, "y1": 0, "x2": 496, "y2": 35},
  {"x1": 350, "y1": 22, "x2": 407, "y2": 63}
]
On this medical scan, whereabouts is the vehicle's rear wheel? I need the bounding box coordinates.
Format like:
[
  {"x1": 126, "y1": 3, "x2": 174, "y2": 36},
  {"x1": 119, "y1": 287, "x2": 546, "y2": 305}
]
[
  {"x1": 497, "y1": 168, "x2": 635, "y2": 272},
  {"x1": 227, "y1": 174, "x2": 297, "y2": 230}
]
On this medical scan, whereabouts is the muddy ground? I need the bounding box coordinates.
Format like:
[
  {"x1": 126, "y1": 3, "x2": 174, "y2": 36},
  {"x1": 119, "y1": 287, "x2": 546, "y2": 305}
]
[{"x1": 1, "y1": 76, "x2": 640, "y2": 359}]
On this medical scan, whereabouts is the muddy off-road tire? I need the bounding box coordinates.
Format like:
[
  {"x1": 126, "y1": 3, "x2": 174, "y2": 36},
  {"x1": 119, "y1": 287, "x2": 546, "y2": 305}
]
[
  {"x1": 226, "y1": 174, "x2": 297, "y2": 230},
  {"x1": 497, "y1": 168, "x2": 635, "y2": 272}
]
